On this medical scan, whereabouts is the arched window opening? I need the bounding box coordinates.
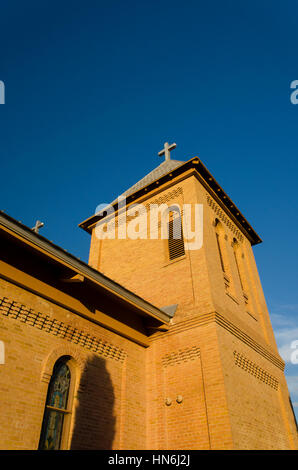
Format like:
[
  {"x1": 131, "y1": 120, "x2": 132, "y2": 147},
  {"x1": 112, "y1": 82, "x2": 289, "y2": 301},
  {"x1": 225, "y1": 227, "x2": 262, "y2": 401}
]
[
  {"x1": 214, "y1": 219, "x2": 225, "y2": 272},
  {"x1": 39, "y1": 356, "x2": 73, "y2": 450},
  {"x1": 232, "y1": 239, "x2": 256, "y2": 315},
  {"x1": 214, "y1": 219, "x2": 238, "y2": 298},
  {"x1": 232, "y1": 238, "x2": 244, "y2": 290}
]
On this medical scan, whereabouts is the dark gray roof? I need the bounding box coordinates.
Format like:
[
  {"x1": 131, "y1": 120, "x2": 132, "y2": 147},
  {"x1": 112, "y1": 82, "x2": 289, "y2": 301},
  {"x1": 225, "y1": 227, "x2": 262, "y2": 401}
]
[
  {"x1": 161, "y1": 304, "x2": 178, "y2": 317},
  {"x1": 111, "y1": 159, "x2": 184, "y2": 205}
]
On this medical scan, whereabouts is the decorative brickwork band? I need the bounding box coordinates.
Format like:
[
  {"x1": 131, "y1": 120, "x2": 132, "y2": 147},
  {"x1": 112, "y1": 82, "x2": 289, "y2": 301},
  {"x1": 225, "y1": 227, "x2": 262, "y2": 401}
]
[
  {"x1": 150, "y1": 312, "x2": 285, "y2": 371},
  {"x1": 144, "y1": 187, "x2": 183, "y2": 210},
  {"x1": 233, "y1": 351, "x2": 279, "y2": 390},
  {"x1": 104, "y1": 187, "x2": 184, "y2": 233},
  {"x1": 0, "y1": 296, "x2": 126, "y2": 363},
  {"x1": 162, "y1": 345, "x2": 200, "y2": 367},
  {"x1": 206, "y1": 194, "x2": 244, "y2": 242}
]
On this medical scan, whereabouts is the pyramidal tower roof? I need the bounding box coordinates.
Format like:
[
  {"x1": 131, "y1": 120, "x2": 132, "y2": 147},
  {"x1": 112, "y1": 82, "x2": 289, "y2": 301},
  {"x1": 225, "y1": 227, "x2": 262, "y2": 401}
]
[
  {"x1": 79, "y1": 142, "x2": 262, "y2": 246},
  {"x1": 111, "y1": 159, "x2": 184, "y2": 205}
]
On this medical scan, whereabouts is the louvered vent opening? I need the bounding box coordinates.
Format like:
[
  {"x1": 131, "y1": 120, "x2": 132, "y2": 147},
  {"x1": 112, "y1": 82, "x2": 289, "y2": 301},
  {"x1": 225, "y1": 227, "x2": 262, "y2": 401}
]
[{"x1": 168, "y1": 215, "x2": 185, "y2": 260}]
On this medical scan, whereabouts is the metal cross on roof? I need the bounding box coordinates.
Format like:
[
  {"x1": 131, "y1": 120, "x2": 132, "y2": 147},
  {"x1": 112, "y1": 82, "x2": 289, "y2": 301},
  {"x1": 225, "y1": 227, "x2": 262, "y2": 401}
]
[
  {"x1": 158, "y1": 142, "x2": 177, "y2": 161},
  {"x1": 32, "y1": 220, "x2": 44, "y2": 234}
]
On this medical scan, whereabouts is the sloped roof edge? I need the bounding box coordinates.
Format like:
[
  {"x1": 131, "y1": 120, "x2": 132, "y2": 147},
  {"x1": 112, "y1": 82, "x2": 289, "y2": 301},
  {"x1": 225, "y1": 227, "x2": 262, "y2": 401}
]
[
  {"x1": 0, "y1": 211, "x2": 172, "y2": 324},
  {"x1": 79, "y1": 157, "x2": 262, "y2": 245}
]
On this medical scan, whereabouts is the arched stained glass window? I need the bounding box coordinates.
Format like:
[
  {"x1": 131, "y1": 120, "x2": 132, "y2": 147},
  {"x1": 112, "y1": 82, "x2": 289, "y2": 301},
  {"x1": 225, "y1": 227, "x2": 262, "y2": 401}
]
[{"x1": 39, "y1": 357, "x2": 72, "y2": 450}]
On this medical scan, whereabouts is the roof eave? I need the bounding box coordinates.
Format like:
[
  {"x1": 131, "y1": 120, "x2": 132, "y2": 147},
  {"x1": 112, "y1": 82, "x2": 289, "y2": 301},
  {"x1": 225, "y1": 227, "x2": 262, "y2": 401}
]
[
  {"x1": 78, "y1": 157, "x2": 262, "y2": 245},
  {"x1": 0, "y1": 211, "x2": 171, "y2": 325}
]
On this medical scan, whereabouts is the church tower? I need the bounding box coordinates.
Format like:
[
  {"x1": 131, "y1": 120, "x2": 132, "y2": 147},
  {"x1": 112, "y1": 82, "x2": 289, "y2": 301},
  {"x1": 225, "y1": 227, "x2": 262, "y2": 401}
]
[{"x1": 79, "y1": 144, "x2": 298, "y2": 450}]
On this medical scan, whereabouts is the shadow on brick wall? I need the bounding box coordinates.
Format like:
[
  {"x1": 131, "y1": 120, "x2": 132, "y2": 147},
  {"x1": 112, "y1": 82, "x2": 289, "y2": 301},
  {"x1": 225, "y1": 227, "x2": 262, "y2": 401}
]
[{"x1": 70, "y1": 355, "x2": 115, "y2": 449}]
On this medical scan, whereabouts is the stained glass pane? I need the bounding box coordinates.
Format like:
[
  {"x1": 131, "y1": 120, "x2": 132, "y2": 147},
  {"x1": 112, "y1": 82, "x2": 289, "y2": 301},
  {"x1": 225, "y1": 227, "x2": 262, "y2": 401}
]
[
  {"x1": 47, "y1": 363, "x2": 71, "y2": 410},
  {"x1": 39, "y1": 359, "x2": 71, "y2": 450},
  {"x1": 40, "y1": 410, "x2": 65, "y2": 450}
]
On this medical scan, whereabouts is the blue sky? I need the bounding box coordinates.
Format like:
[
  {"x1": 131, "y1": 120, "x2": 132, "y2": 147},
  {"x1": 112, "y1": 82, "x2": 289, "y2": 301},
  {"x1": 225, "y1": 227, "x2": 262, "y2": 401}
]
[{"x1": 0, "y1": 1, "x2": 298, "y2": 422}]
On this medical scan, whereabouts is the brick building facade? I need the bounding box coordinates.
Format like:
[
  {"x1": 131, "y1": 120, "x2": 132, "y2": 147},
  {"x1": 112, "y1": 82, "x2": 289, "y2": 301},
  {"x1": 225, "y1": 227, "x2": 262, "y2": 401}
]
[{"x1": 0, "y1": 153, "x2": 297, "y2": 449}]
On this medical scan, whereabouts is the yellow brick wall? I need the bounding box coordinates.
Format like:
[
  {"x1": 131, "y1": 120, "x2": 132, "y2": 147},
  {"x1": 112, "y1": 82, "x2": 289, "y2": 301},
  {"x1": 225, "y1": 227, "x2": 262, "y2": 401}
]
[
  {"x1": 88, "y1": 171, "x2": 298, "y2": 450},
  {"x1": 0, "y1": 278, "x2": 147, "y2": 450},
  {"x1": 89, "y1": 177, "x2": 214, "y2": 320},
  {"x1": 2, "y1": 168, "x2": 296, "y2": 450},
  {"x1": 217, "y1": 325, "x2": 298, "y2": 449},
  {"x1": 146, "y1": 322, "x2": 234, "y2": 450}
]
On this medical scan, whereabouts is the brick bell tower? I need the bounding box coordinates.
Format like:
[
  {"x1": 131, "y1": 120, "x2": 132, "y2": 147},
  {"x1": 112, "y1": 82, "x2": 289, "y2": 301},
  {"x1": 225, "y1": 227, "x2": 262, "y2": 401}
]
[{"x1": 79, "y1": 143, "x2": 298, "y2": 450}]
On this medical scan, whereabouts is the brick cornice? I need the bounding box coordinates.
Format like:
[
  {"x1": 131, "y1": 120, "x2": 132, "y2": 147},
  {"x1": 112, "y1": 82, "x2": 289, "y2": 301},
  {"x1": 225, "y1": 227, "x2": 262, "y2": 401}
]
[{"x1": 149, "y1": 311, "x2": 285, "y2": 371}]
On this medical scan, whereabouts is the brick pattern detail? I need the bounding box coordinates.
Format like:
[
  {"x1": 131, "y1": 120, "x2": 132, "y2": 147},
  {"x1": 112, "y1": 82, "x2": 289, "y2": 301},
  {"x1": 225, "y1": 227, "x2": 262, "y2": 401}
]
[
  {"x1": 144, "y1": 187, "x2": 183, "y2": 209},
  {"x1": 0, "y1": 296, "x2": 126, "y2": 362},
  {"x1": 206, "y1": 194, "x2": 244, "y2": 242},
  {"x1": 233, "y1": 351, "x2": 279, "y2": 390},
  {"x1": 151, "y1": 313, "x2": 285, "y2": 371},
  {"x1": 162, "y1": 346, "x2": 200, "y2": 367},
  {"x1": 103, "y1": 187, "x2": 184, "y2": 233}
]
